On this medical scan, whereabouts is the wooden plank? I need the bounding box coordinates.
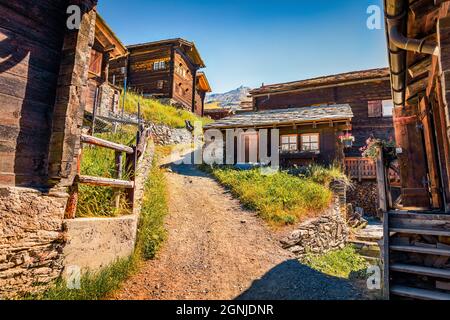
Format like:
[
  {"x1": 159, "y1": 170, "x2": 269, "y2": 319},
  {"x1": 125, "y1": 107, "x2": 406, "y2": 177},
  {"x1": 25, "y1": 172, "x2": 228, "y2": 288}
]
[
  {"x1": 81, "y1": 134, "x2": 134, "y2": 154},
  {"x1": 383, "y1": 210, "x2": 390, "y2": 300},
  {"x1": 408, "y1": 57, "x2": 432, "y2": 78},
  {"x1": 390, "y1": 245, "x2": 450, "y2": 256},
  {"x1": 78, "y1": 175, "x2": 134, "y2": 189},
  {"x1": 376, "y1": 146, "x2": 387, "y2": 212},
  {"x1": 390, "y1": 227, "x2": 450, "y2": 237},
  {"x1": 391, "y1": 285, "x2": 450, "y2": 300},
  {"x1": 391, "y1": 263, "x2": 450, "y2": 279}
]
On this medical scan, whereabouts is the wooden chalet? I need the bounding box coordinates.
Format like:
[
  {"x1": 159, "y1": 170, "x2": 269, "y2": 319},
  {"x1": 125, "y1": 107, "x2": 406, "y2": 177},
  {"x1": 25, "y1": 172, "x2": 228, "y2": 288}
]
[
  {"x1": 381, "y1": 0, "x2": 450, "y2": 300},
  {"x1": 86, "y1": 15, "x2": 128, "y2": 118},
  {"x1": 249, "y1": 68, "x2": 395, "y2": 158},
  {"x1": 203, "y1": 105, "x2": 353, "y2": 167},
  {"x1": 111, "y1": 38, "x2": 209, "y2": 116}
]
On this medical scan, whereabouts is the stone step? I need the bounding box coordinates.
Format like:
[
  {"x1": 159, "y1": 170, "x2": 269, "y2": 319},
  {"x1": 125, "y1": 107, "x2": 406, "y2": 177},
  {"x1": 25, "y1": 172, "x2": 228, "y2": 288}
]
[{"x1": 350, "y1": 240, "x2": 381, "y2": 258}]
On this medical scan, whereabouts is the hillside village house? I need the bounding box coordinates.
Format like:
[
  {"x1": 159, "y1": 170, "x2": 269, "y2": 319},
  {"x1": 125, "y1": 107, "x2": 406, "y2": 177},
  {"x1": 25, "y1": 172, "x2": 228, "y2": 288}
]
[
  {"x1": 110, "y1": 38, "x2": 211, "y2": 116},
  {"x1": 249, "y1": 68, "x2": 395, "y2": 158},
  {"x1": 204, "y1": 105, "x2": 353, "y2": 167}
]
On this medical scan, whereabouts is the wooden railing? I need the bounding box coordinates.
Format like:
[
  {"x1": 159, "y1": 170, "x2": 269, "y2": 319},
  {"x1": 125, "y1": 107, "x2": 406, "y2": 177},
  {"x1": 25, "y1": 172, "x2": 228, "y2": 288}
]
[
  {"x1": 65, "y1": 128, "x2": 152, "y2": 219},
  {"x1": 345, "y1": 157, "x2": 401, "y2": 184},
  {"x1": 345, "y1": 157, "x2": 376, "y2": 181}
]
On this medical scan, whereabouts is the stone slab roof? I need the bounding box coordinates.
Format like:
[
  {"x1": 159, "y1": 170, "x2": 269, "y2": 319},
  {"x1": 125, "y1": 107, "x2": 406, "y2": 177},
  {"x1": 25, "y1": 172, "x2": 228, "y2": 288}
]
[
  {"x1": 204, "y1": 104, "x2": 353, "y2": 129},
  {"x1": 250, "y1": 68, "x2": 390, "y2": 96}
]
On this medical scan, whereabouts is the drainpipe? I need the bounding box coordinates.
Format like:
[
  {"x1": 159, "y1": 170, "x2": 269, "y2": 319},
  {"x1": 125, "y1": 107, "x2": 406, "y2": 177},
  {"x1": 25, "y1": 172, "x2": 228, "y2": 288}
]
[
  {"x1": 384, "y1": 0, "x2": 439, "y2": 108},
  {"x1": 387, "y1": 18, "x2": 439, "y2": 56}
]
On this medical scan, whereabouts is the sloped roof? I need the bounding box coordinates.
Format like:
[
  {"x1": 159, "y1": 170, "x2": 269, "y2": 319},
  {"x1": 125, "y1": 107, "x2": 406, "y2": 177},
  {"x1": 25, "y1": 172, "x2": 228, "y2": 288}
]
[
  {"x1": 95, "y1": 15, "x2": 128, "y2": 58},
  {"x1": 250, "y1": 68, "x2": 390, "y2": 96},
  {"x1": 126, "y1": 38, "x2": 205, "y2": 68},
  {"x1": 204, "y1": 104, "x2": 353, "y2": 129}
]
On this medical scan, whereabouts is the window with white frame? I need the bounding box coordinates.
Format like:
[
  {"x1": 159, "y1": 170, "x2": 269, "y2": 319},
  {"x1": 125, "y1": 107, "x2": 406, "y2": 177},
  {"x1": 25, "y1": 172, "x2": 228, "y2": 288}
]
[
  {"x1": 301, "y1": 133, "x2": 320, "y2": 152},
  {"x1": 281, "y1": 135, "x2": 298, "y2": 152},
  {"x1": 382, "y1": 99, "x2": 394, "y2": 117},
  {"x1": 153, "y1": 60, "x2": 166, "y2": 71}
]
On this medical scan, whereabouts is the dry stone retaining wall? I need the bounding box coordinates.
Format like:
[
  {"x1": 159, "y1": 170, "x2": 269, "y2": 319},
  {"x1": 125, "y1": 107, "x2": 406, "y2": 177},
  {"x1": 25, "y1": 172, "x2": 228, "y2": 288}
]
[
  {"x1": 0, "y1": 187, "x2": 68, "y2": 298},
  {"x1": 280, "y1": 198, "x2": 349, "y2": 256}
]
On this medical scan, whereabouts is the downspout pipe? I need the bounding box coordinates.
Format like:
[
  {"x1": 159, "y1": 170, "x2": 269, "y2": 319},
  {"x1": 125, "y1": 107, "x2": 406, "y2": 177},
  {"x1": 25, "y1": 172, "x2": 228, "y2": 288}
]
[{"x1": 387, "y1": 17, "x2": 439, "y2": 56}]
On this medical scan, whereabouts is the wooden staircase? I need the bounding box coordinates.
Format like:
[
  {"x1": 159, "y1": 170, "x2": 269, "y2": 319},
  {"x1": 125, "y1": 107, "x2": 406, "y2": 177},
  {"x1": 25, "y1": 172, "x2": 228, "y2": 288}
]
[{"x1": 384, "y1": 211, "x2": 450, "y2": 300}]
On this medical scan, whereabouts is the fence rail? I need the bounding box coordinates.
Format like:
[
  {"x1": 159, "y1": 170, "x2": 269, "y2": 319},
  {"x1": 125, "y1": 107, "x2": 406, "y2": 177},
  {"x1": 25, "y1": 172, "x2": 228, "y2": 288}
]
[
  {"x1": 345, "y1": 157, "x2": 401, "y2": 183},
  {"x1": 64, "y1": 129, "x2": 148, "y2": 219}
]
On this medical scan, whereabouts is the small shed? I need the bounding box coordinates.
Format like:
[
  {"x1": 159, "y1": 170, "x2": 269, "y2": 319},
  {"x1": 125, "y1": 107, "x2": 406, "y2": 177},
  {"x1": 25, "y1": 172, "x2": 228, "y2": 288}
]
[{"x1": 204, "y1": 104, "x2": 353, "y2": 167}]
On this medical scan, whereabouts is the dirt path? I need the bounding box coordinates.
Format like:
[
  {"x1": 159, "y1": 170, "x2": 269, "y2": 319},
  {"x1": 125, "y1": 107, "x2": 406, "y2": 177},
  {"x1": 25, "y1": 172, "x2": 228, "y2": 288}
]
[{"x1": 112, "y1": 162, "x2": 365, "y2": 300}]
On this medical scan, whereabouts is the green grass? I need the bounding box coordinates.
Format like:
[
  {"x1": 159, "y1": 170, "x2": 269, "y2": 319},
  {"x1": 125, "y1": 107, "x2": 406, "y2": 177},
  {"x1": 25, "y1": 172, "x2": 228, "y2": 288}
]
[
  {"x1": 30, "y1": 255, "x2": 139, "y2": 300},
  {"x1": 301, "y1": 245, "x2": 367, "y2": 279},
  {"x1": 295, "y1": 164, "x2": 351, "y2": 188},
  {"x1": 123, "y1": 91, "x2": 213, "y2": 128},
  {"x1": 134, "y1": 147, "x2": 169, "y2": 259},
  {"x1": 31, "y1": 148, "x2": 169, "y2": 300},
  {"x1": 204, "y1": 167, "x2": 333, "y2": 226},
  {"x1": 76, "y1": 128, "x2": 137, "y2": 218}
]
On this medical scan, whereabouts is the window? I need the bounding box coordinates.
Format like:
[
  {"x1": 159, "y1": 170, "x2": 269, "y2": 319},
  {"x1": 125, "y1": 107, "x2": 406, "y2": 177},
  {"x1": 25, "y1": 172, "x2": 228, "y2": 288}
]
[
  {"x1": 281, "y1": 135, "x2": 298, "y2": 152},
  {"x1": 301, "y1": 133, "x2": 320, "y2": 152},
  {"x1": 153, "y1": 60, "x2": 166, "y2": 71},
  {"x1": 157, "y1": 80, "x2": 164, "y2": 90},
  {"x1": 368, "y1": 100, "x2": 382, "y2": 117},
  {"x1": 382, "y1": 99, "x2": 394, "y2": 117}
]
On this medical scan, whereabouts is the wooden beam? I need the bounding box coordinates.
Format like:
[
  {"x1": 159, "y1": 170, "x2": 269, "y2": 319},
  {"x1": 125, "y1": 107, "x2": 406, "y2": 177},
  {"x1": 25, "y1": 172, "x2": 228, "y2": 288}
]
[
  {"x1": 81, "y1": 134, "x2": 134, "y2": 154},
  {"x1": 78, "y1": 175, "x2": 134, "y2": 189},
  {"x1": 408, "y1": 58, "x2": 431, "y2": 78},
  {"x1": 406, "y1": 77, "x2": 429, "y2": 98}
]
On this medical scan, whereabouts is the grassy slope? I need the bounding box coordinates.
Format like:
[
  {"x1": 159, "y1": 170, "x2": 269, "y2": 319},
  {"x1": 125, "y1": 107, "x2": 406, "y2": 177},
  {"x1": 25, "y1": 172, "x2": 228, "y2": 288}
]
[
  {"x1": 206, "y1": 167, "x2": 333, "y2": 226},
  {"x1": 301, "y1": 245, "x2": 367, "y2": 279},
  {"x1": 33, "y1": 148, "x2": 169, "y2": 300},
  {"x1": 123, "y1": 91, "x2": 213, "y2": 128}
]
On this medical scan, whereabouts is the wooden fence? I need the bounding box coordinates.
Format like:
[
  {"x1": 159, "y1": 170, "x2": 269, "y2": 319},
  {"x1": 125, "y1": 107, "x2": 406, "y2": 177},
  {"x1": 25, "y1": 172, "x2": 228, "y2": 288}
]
[
  {"x1": 345, "y1": 157, "x2": 401, "y2": 184},
  {"x1": 65, "y1": 127, "x2": 151, "y2": 219}
]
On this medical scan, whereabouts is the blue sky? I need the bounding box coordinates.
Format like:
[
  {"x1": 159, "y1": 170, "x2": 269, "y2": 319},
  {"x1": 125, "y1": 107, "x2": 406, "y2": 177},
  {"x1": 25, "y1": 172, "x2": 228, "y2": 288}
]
[{"x1": 98, "y1": 0, "x2": 388, "y2": 93}]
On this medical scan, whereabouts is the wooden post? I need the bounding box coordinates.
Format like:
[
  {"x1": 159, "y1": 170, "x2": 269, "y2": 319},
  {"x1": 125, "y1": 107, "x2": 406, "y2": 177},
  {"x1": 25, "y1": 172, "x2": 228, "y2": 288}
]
[
  {"x1": 376, "y1": 145, "x2": 388, "y2": 213},
  {"x1": 64, "y1": 149, "x2": 82, "y2": 219},
  {"x1": 125, "y1": 144, "x2": 137, "y2": 210},
  {"x1": 358, "y1": 159, "x2": 362, "y2": 182},
  {"x1": 382, "y1": 210, "x2": 390, "y2": 300},
  {"x1": 113, "y1": 151, "x2": 123, "y2": 210},
  {"x1": 92, "y1": 87, "x2": 99, "y2": 135}
]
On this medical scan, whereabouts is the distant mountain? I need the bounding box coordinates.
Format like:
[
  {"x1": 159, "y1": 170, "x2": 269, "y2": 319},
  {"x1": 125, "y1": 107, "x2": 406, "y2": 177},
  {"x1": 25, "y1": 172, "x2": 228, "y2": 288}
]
[{"x1": 206, "y1": 86, "x2": 251, "y2": 108}]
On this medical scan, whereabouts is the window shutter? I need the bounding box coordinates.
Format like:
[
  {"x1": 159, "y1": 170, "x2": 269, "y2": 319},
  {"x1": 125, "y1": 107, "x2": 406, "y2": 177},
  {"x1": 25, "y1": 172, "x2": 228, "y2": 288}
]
[
  {"x1": 368, "y1": 100, "x2": 382, "y2": 117},
  {"x1": 89, "y1": 50, "x2": 102, "y2": 76}
]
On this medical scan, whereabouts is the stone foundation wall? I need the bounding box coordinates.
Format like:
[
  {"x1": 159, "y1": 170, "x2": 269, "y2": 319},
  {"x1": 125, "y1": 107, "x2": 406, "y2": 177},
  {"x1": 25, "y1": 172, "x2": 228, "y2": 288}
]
[
  {"x1": 62, "y1": 215, "x2": 138, "y2": 274},
  {"x1": 280, "y1": 197, "x2": 349, "y2": 256},
  {"x1": 347, "y1": 181, "x2": 378, "y2": 217},
  {"x1": 0, "y1": 187, "x2": 68, "y2": 298}
]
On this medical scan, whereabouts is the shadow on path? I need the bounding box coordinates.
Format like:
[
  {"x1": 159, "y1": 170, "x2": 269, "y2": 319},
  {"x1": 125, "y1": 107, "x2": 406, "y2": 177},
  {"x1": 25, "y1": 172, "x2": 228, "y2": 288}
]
[{"x1": 236, "y1": 259, "x2": 365, "y2": 300}]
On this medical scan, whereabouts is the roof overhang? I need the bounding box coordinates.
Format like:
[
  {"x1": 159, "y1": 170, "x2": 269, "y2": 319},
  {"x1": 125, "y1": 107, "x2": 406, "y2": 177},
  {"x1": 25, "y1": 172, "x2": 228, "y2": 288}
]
[
  {"x1": 95, "y1": 14, "x2": 128, "y2": 59},
  {"x1": 127, "y1": 38, "x2": 206, "y2": 68},
  {"x1": 197, "y1": 71, "x2": 212, "y2": 92},
  {"x1": 204, "y1": 105, "x2": 353, "y2": 130},
  {"x1": 249, "y1": 68, "x2": 390, "y2": 97}
]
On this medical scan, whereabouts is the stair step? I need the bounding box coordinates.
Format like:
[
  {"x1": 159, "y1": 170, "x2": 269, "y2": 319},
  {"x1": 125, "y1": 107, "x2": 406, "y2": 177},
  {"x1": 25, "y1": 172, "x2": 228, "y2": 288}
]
[
  {"x1": 390, "y1": 245, "x2": 450, "y2": 256},
  {"x1": 391, "y1": 263, "x2": 450, "y2": 279},
  {"x1": 390, "y1": 227, "x2": 450, "y2": 237},
  {"x1": 391, "y1": 285, "x2": 450, "y2": 300}
]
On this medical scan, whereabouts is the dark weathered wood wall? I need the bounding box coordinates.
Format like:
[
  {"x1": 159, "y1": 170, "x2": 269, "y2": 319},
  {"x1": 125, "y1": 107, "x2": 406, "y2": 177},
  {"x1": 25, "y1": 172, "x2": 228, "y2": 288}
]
[
  {"x1": 253, "y1": 80, "x2": 394, "y2": 156},
  {"x1": 172, "y1": 49, "x2": 196, "y2": 109},
  {"x1": 127, "y1": 45, "x2": 172, "y2": 97},
  {"x1": 0, "y1": 1, "x2": 68, "y2": 186}
]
